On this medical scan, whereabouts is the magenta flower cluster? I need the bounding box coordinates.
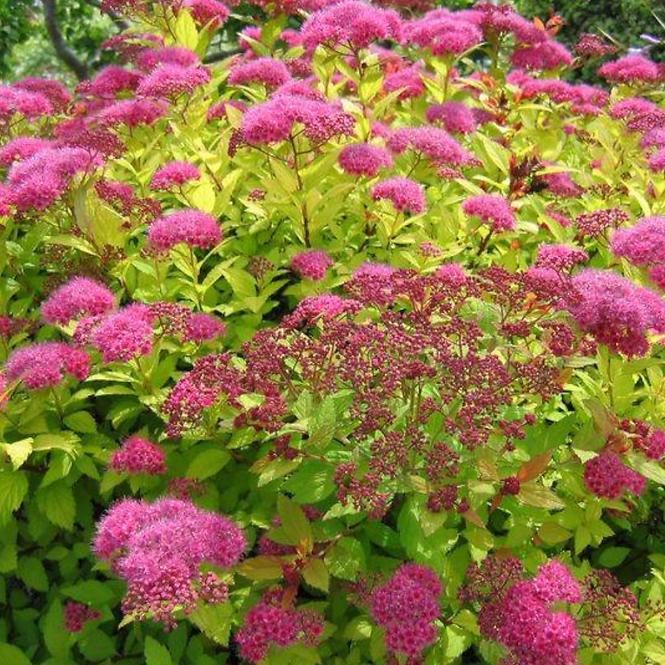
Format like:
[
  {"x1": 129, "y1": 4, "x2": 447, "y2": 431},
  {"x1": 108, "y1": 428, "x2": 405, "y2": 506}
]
[
  {"x1": 94, "y1": 497, "x2": 245, "y2": 627},
  {"x1": 370, "y1": 563, "x2": 441, "y2": 659}
]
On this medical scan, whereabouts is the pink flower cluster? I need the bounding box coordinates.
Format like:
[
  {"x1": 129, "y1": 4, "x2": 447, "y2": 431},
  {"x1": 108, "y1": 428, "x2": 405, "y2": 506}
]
[
  {"x1": 583, "y1": 452, "x2": 646, "y2": 499},
  {"x1": 387, "y1": 126, "x2": 475, "y2": 167},
  {"x1": 236, "y1": 590, "x2": 325, "y2": 663},
  {"x1": 94, "y1": 497, "x2": 245, "y2": 627},
  {"x1": 372, "y1": 176, "x2": 426, "y2": 214},
  {"x1": 148, "y1": 209, "x2": 222, "y2": 251},
  {"x1": 89, "y1": 304, "x2": 155, "y2": 362},
  {"x1": 64, "y1": 601, "x2": 101, "y2": 633},
  {"x1": 5, "y1": 146, "x2": 100, "y2": 212},
  {"x1": 338, "y1": 143, "x2": 393, "y2": 177},
  {"x1": 41, "y1": 277, "x2": 115, "y2": 325},
  {"x1": 5, "y1": 342, "x2": 90, "y2": 390},
  {"x1": 300, "y1": 0, "x2": 402, "y2": 51},
  {"x1": 426, "y1": 101, "x2": 476, "y2": 134},
  {"x1": 467, "y1": 558, "x2": 580, "y2": 665},
  {"x1": 291, "y1": 250, "x2": 333, "y2": 280},
  {"x1": 136, "y1": 46, "x2": 199, "y2": 72},
  {"x1": 0, "y1": 137, "x2": 52, "y2": 167},
  {"x1": 567, "y1": 269, "x2": 665, "y2": 356},
  {"x1": 611, "y1": 216, "x2": 665, "y2": 268},
  {"x1": 462, "y1": 194, "x2": 516, "y2": 232},
  {"x1": 138, "y1": 64, "x2": 211, "y2": 98},
  {"x1": 241, "y1": 94, "x2": 355, "y2": 145},
  {"x1": 182, "y1": 0, "x2": 230, "y2": 28},
  {"x1": 370, "y1": 563, "x2": 441, "y2": 659},
  {"x1": 535, "y1": 244, "x2": 588, "y2": 273},
  {"x1": 150, "y1": 161, "x2": 201, "y2": 190},
  {"x1": 94, "y1": 99, "x2": 167, "y2": 128},
  {"x1": 598, "y1": 55, "x2": 661, "y2": 84},
  {"x1": 228, "y1": 57, "x2": 291, "y2": 88},
  {"x1": 401, "y1": 9, "x2": 482, "y2": 56},
  {"x1": 109, "y1": 436, "x2": 167, "y2": 475}
]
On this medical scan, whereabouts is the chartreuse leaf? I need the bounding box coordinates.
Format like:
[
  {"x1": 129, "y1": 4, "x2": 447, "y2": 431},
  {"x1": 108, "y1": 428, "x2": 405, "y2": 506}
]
[
  {"x1": 302, "y1": 558, "x2": 329, "y2": 592},
  {"x1": 276, "y1": 494, "x2": 313, "y2": 552},
  {"x1": 187, "y1": 448, "x2": 230, "y2": 480},
  {"x1": 324, "y1": 537, "x2": 365, "y2": 581},
  {"x1": 37, "y1": 482, "x2": 76, "y2": 530},
  {"x1": 0, "y1": 643, "x2": 31, "y2": 665},
  {"x1": 189, "y1": 602, "x2": 234, "y2": 646},
  {"x1": 145, "y1": 636, "x2": 173, "y2": 665},
  {"x1": 0, "y1": 471, "x2": 29, "y2": 523}
]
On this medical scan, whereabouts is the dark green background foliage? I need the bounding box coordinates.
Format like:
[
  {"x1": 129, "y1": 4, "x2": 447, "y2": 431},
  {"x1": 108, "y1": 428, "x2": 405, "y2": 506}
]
[{"x1": 1, "y1": 0, "x2": 665, "y2": 83}]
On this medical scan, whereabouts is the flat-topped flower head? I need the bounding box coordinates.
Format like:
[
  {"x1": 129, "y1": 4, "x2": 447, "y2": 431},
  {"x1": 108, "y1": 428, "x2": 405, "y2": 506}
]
[
  {"x1": 42, "y1": 277, "x2": 115, "y2": 325},
  {"x1": 426, "y1": 101, "x2": 476, "y2": 134},
  {"x1": 599, "y1": 55, "x2": 660, "y2": 84},
  {"x1": 91, "y1": 304, "x2": 155, "y2": 363},
  {"x1": 338, "y1": 143, "x2": 393, "y2": 176},
  {"x1": 94, "y1": 497, "x2": 245, "y2": 626},
  {"x1": 370, "y1": 563, "x2": 441, "y2": 659},
  {"x1": 402, "y1": 11, "x2": 483, "y2": 55},
  {"x1": 5, "y1": 342, "x2": 90, "y2": 390},
  {"x1": 383, "y1": 64, "x2": 427, "y2": 99},
  {"x1": 93, "y1": 99, "x2": 167, "y2": 128},
  {"x1": 182, "y1": 0, "x2": 230, "y2": 28},
  {"x1": 77, "y1": 65, "x2": 142, "y2": 98},
  {"x1": 584, "y1": 452, "x2": 646, "y2": 498},
  {"x1": 150, "y1": 161, "x2": 201, "y2": 190},
  {"x1": 0, "y1": 137, "x2": 52, "y2": 167},
  {"x1": 300, "y1": 0, "x2": 402, "y2": 51},
  {"x1": 512, "y1": 40, "x2": 573, "y2": 70},
  {"x1": 136, "y1": 46, "x2": 200, "y2": 72},
  {"x1": 148, "y1": 209, "x2": 221, "y2": 251},
  {"x1": 291, "y1": 250, "x2": 333, "y2": 281},
  {"x1": 109, "y1": 436, "x2": 166, "y2": 475},
  {"x1": 6, "y1": 146, "x2": 101, "y2": 211},
  {"x1": 372, "y1": 176, "x2": 426, "y2": 214},
  {"x1": 535, "y1": 244, "x2": 588, "y2": 273},
  {"x1": 241, "y1": 94, "x2": 354, "y2": 145},
  {"x1": 138, "y1": 64, "x2": 211, "y2": 98},
  {"x1": 228, "y1": 57, "x2": 291, "y2": 88},
  {"x1": 463, "y1": 194, "x2": 516, "y2": 231},
  {"x1": 185, "y1": 312, "x2": 226, "y2": 343},
  {"x1": 612, "y1": 216, "x2": 665, "y2": 267},
  {"x1": 12, "y1": 77, "x2": 71, "y2": 110},
  {"x1": 568, "y1": 269, "x2": 665, "y2": 356},
  {"x1": 0, "y1": 85, "x2": 53, "y2": 120},
  {"x1": 236, "y1": 592, "x2": 324, "y2": 663},
  {"x1": 387, "y1": 126, "x2": 475, "y2": 166}
]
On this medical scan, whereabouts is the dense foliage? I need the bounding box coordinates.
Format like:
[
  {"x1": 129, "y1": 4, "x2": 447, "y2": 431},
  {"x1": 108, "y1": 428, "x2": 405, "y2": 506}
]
[{"x1": 3, "y1": 1, "x2": 665, "y2": 664}]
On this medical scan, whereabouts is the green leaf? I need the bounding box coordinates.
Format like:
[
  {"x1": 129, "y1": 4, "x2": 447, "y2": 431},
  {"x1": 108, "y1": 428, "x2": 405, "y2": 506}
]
[
  {"x1": 282, "y1": 460, "x2": 335, "y2": 504},
  {"x1": 2, "y1": 439, "x2": 33, "y2": 470},
  {"x1": 0, "y1": 470, "x2": 28, "y2": 522},
  {"x1": 189, "y1": 602, "x2": 234, "y2": 646},
  {"x1": 307, "y1": 398, "x2": 336, "y2": 450},
  {"x1": 598, "y1": 546, "x2": 630, "y2": 568},
  {"x1": 145, "y1": 637, "x2": 173, "y2": 665},
  {"x1": 324, "y1": 537, "x2": 365, "y2": 581},
  {"x1": 63, "y1": 411, "x2": 97, "y2": 434},
  {"x1": 187, "y1": 448, "x2": 231, "y2": 480},
  {"x1": 518, "y1": 482, "x2": 565, "y2": 510},
  {"x1": 37, "y1": 482, "x2": 76, "y2": 530},
  {"x1": 62, "y1": 580, "x2": 116, "y2": 605},
  {"x1": 17, "y1": 556, "x2": 49, "y2": 591},
  {"x1": 0, "y1": 643, "x2": 31, "y2": 665},
  {"x1": 626, "y1": 454, "x2": 665, "y2": 485},
  {"x1": 43, "y1": 600, "x2": 69, "y2": 659},
  {"x1": 276, "y1": 494, "x2": 313, "y2": 551},
  {"x1": 538, "y1": 522, "x2": 571, "y2": 545},
  {"x1": 302, "y1": 558, "x2": 329, "y2": 592}
]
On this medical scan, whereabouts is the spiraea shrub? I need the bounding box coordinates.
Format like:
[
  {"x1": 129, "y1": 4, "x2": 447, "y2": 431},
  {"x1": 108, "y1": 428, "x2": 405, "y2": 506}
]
[{"x1": 2, "y1": 1, "x2": 665, "y2": 664}]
